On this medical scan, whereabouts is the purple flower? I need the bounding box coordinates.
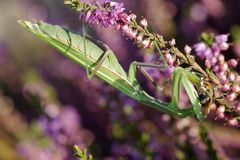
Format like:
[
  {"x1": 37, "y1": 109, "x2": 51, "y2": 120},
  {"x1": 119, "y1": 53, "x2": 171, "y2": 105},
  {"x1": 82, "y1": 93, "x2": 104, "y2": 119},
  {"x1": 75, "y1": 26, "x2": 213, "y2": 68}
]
[
  {"x1": 194, "y1": 42, "x2": 207, "y2": 53},
  {"x1": 80, "y1": 1, "x2": 129, "y2": 29},
  {"x1": 39, "y1": 106, "x2": 82, "y2": 145},
  {"x1": 215, "y1": 34, "x2": 229, "y2": 43}
]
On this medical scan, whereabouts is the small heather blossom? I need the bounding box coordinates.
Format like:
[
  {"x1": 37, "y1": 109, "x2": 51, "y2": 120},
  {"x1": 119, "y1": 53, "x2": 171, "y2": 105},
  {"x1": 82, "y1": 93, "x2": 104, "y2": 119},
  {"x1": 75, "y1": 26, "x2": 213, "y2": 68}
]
[
  {"x1": 140, "y1": 18, "x2": 148, "y2": 27},
  {"x1": 78, "y1": 1, "x2": 157, "y2": 49},
  {"x1": 79, "y1": 1, "x2": 129, "y2": 28}
]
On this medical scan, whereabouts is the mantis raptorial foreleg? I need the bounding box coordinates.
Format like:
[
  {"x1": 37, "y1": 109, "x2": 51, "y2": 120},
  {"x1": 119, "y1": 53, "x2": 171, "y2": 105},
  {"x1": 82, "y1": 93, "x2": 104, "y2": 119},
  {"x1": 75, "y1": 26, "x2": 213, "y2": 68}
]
[{"x1": 171, "y1": 67, "x2": 204, "y2": 120}]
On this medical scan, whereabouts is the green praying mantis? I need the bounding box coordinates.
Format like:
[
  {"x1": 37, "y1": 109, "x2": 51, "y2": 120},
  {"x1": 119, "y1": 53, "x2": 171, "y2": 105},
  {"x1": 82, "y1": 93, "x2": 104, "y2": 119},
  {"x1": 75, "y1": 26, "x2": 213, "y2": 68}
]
[{"x1": 18, "y1": 20, "x2": 205, "y2": 120}]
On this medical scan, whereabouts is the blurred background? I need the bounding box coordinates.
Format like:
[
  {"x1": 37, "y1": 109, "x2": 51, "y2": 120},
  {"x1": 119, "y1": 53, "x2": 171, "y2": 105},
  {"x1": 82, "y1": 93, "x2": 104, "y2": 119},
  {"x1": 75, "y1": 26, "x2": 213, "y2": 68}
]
[{"x1": 0, "y1": 0, "x2": 240, "y2": 159}]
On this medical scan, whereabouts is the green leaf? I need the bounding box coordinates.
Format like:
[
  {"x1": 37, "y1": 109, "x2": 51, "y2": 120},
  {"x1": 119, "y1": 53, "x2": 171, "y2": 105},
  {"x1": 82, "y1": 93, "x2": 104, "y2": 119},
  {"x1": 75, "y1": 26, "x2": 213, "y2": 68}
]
[{"x1": 200, "y1": 32, "x2": 215, "y2": 46}]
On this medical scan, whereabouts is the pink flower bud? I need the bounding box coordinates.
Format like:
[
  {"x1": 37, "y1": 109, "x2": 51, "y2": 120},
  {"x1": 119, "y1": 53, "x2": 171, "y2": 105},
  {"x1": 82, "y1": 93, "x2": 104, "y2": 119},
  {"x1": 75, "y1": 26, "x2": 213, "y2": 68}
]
[
  {"x1": 211, "y1": 57, "x2": 217, "y2": 66},
  {"x1": 228, "y1": 59, "x2": 238, "y2": 68},
  {"x1": 219, "y1": 74, "x2": 227, "y2": 84},
  {"x1": 218, "y1": 105, "x2": 225, "y2": 113},
  {"x1": 227, "y1": 92, "x2": 236, "y2": 101},
  {"x1": 213, "y1": 65, "x2": 220, "y2": 72},
  {"x1": 220, "y1": 63, "x2": 228, "y2": 72},
  {"x1": 218, "y1": 71, "x2": 225, "y2": 77},
  {"x1": 125, "y1": 29, "x2": 132, "y2": 37},
  {"x1": 228, "y1": 73, "x2": 236, "y2": 82},
  {"x1": 218, "y1": 55, "x2": 225, "y2": 63},
  {"x1": 165, "y1": 53, "x2": 174, "y2": 65},
  {"x1": 142, "y1": 39, "x2": 151, "y2": 48},
  {"x1": 232, "y1": 84, "x2": 240, "y2": 92},
  {"x1": 129, "y1": 30, "x2": 138, "y2": 39},
  {"x1": 136, "y1": 34, "x2": 143, "y2": 43},
  {"x1": 205, "y1": 59, "x2": 211, "y2": 68},
  {"x1": 222, "y1": 84, "x2": 230, "y2": 92},
  {"x1": 126, "y1": 16, "x2": 131, "y2": 22},
  {"x1": 167, "y1": 58, "x2": 174, "y2": 65},
  {"x1": 129, "y1": 14, "x2": 137, "y2": 21},
  {"x1": 237, "y1": 76, "x2": 240, "y2": 82},
  {"x1": 169, "y1": 39, "x2": 176, "y2": 46},
  {"x1": 235, "y1": 102, "x2": 240, "y2": 112},
  {"x1": 165, "y1": 53, "x2": 172, "y2": 60},
  {"x1": 110, "y1": 2, "x2": 118, "y2": 7},
  {"x1": 162, "y1": 114, "x2": 171, "y2": 122},
  {"x1": 140, "y1": 18, "x2": 148, "y2": 27},
  {"x1": 184, "y1": 45, "x2": 192, "y2": 54},
  {"x1": 213, "y1": 50, "x2": 220, "y2": 57},
  {"x1": 228, "y1": 118, "x2": 238, "y2": 126},
  {"x1": 219, "y1": 42, "x2": 230, "y2": 51},
  {"x1": 216, "y1": 105, "x2": 225, "y2": 119},
  {"x1": 122, "y1": 25, "x2": 129, "y2": 32}
]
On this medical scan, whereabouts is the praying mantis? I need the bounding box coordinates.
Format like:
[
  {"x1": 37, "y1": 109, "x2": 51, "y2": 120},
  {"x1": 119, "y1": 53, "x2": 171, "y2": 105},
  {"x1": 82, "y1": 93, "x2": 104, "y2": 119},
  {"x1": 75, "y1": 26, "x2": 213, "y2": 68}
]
[{"x1": 18, "y1": 20, "x2": 205, "y2": 120}]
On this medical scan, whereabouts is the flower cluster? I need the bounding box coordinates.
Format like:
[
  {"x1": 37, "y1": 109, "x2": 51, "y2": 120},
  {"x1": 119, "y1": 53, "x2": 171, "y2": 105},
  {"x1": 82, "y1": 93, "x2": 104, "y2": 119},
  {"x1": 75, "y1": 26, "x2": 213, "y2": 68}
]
[
  {"x1": 39, "y1": 106, "x2": 93, "y2": 146},
  {"x1": 17, "y1": 142, "x2": 67, "y2": 160},
  {"x1": 79, "y1": 1, "x2": 129, "y2": 29},
  {"x1": 194, "y1": 34, "x2": 240, "y2": 126},
  {"x1": 77, "y1": 1, "x2": 161, "y2": 49},
  {"x1": 17, "y1": 105, "x2": 94, "y2": 160}
]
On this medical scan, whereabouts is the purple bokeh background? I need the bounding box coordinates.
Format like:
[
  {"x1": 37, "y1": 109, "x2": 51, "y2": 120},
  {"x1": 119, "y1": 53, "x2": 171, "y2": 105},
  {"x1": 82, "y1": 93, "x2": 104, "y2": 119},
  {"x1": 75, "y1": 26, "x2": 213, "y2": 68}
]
[{"x1": 0, "y1": 0, "x2": 240, "y2": 159}]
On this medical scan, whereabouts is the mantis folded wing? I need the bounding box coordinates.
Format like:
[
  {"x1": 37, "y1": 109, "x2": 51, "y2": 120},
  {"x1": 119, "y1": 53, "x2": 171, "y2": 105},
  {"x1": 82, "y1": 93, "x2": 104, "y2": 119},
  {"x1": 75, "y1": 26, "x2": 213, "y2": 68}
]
[{"x1": 18, "y1": 21, "x2": 204, "y2": 120}]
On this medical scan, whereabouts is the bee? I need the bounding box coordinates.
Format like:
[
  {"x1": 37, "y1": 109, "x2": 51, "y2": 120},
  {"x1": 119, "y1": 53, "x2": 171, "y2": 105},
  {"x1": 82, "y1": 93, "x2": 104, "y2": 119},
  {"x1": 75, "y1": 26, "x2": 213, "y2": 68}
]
[{"x1": 197, "y1": 78, "x2": 214, "y2": 115}]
